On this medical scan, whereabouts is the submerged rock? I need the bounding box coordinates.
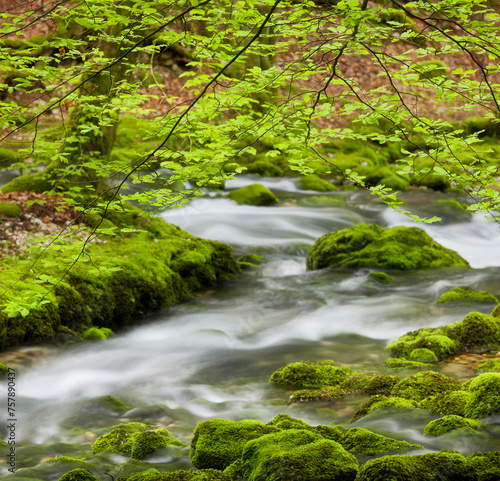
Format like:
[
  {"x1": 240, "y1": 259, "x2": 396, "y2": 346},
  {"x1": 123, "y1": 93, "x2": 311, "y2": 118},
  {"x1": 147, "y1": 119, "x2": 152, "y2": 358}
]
[{"x1": 306, "y1": 224, "x2": 470, "y2": 270}]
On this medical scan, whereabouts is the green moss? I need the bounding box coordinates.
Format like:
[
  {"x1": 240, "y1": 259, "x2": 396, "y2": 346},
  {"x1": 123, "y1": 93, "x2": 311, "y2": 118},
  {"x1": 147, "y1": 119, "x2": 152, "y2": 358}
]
[
  {"x1": 81, "y1": 327, "x2": 114, "y2": 340},
  {"x1": 463, "y1": 116, "x2": 500, "y2": 137},
  {"x1": 409, "y1": 348, "x2": 438, "y2": 363},
  {"x1": 240, "y1": 429, "x2": 359, "y2": 481},
  {"x1": 421, "y1": 391, "x2": 470, "y2": 416},
  {"x1": 1, "y1": 171, "x2": 54, "y2": 194},
  {"x1": 306, "y1": 224, "x2": 470, "y2": 271},
  {"x1": 465, "y1": 373, "x2": 500, "y2": 418},
  {"x1": 269, "y1": 360, "x2": 350, "y2": 388},
  {"x1": 189, "y1": 418, "x2": 279, "y2": 470},
  {"x1": 0, "y1": 361, "x2": 9, "y2": 374},
  {"x1": 297, "y1": 195, "x2": 346, "y2": 207},
  {"x1": 339, "y1": 427, "x2": 422, "y2": 455},
  {"x1": 93, "y1": 427, "x2": 134, "y2": 456},
  {"x1": 364, "y1": 374, "x2": 400, "y2": 393},
  {"x1": 357, "y1": 452, "x2": 473, "y2": 481},
  {"x1": 238, "y1": 254, "x2": 265, "y2": 264},
  {"x1": 427, "y1": 200, "x2": 473, "y2": 223},
  {"x1": 58, "y1": 469, "x2": 100, "y2": 481},
  {"x1": 227, "y1": 184, "x2": 278, "y2": 205},
  {"x1": 452, "y1": 312, "x2": 500, "y2": 352},
  {"x1": 492, "y1": 304, "x2": 500, "y2": 318},
  {"x1": 0, "y1": 148, "x2": 17, "y2": 166},
  {"x1": 424, "y1": 415, "x2": 485, "y2": 437},
  {"x1": 297, "y1": 174, "x2": 336, "y2": 192},
  {"x1": 468, "y1": 451, "x2": 500, "y2": 481},
  {"x1": 246, "y1": 160, "x2": 283, "y2": 177},
  {"x1": 476, "y1": 359, "x2": 500, "y2": 372},
  {"x1": 351, "y1": 395, "x2": 417, "y2": 422},
  {"x1": 0, "y1": 202, "x2": 21, "y2": 217},
  {"x1": 362, "y1": 166, "x2": 410, "y2": 191},
  {"x1": 368, "y1": 271, "x2": 393, "y2": 284},
  {"x1": 130, "y1": 430, "x2": 180, "y2": 460},
  {"x1": 438, "y1": 286, "x2": 498, "y2": 305},
  {"x1": 289, "y1": 386, "x2": 345, "y2": 403},
  {"x1": 391, "y1": 371, "x2": 461, "y2": 402}
]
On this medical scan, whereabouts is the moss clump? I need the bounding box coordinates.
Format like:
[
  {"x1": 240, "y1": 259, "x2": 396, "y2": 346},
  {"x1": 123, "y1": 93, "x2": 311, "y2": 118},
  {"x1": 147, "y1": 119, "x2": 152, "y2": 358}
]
[
  {"x1": 424, "y1": 415, "x2": 485, "y2": 437},
  {"x1": 81, "y1": 327, "x2": 114, "y2": 340},
  {"x1": 390, "y1": 371, "x2": 461, "y2": 402},
  {"x1": 227, "y1": 184, "x2": 278, "y2": 205},
  {"x1": 465, "y1": 373, "x2": 500, "y2": 418},
  {"x1": 427, "y1": 200, "x2": 473, "y2": 223},
  {"x1": 362, "y1": 166, "x2": 410, "y2": 191},
  {"x1": 438, "y1": 286, "x2": 498, "y2": 305},
  {"x1": 269, "y1": 360, "x2": 350, "y2": 388},
  {"x1": 240, "y1": 429, "x2": 359, "y2": 481},
  {"x1": 1, "y1": 170, "x2": 54, "y2": 194},
  {"x1": 0, "y1": 202, "x2": 21, "y2": 217},
  {"x1": 0, "y1": 362, "x2": 9, "y2": 374},
  {"x1": 421, "y1": 391, "x2": 470, "y2": 416},
  {"x1": 289, "y1": 386, "x2": 345, "y2": 404},
  {"x1": 306, "y1": 224, "x2": 470, "y2": 271},
  {"x1": 368, "y1": 271, "x2": 393, "y2": 284},
  {"x1": 297, "y1": 195, "x2": 346, "y2": 207},
  {"x1": 339, "y1": 427, "x2": 422, "y2": 456},
  {"x1": 297, "y1": 174, "x2": 337, "y2": 192},
  {"x1": 357, "y1": 452, "x2": 473, "y2": 481},
  {"x1": 58, "y1": 469, "x2": 99, "y2": 481},
  {"x1": 246, "y1": 160, "x2": 283, "y2": 177},
  {"x1": 453, "y1": 312, "x2": 500, "y2": 352},
  {"x1": 0, "y1": 148, "x2": 17, "y2": 166},
  {"x1": 409, "y1": 348, "x2": 438, "y2": 363},
  {"x1": 468, "y1": 452, "x2": 500, "y2": 481},
  {"x1": 189, "y1": 418, "x2": 278, "y2": 470},
  {"x1": 130, "y1": 430, "x2": 182, "y2": 460},
  {"x1": 93, "y1": 427, "x2": 134, "y2": 456},
  {"x1": 475, "y1": 359, "x2": 500, "y2": 372},
  {"x1": 351, "y1": 395, "x2": 417, "y2": 422}
]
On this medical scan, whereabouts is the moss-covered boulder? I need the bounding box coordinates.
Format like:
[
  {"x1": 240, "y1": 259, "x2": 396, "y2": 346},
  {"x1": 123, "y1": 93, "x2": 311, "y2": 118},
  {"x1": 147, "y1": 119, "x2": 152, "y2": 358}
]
[
  {"x1": 421, "y1": 391, "x2": 470, "y2": 417},
  {"x1": 468, "y1": 452, "x2": 500, "y2": 481},
  {"x1": 368, "y1": 271, "x2": 393, "y2": 284},
  {"x1": 384, "y1": 357, "x2": 431, "y2": 369},
  {"x1": 390, "y1": 371, "x2": 461, "y2": 402},
  {"x1": 453, "y1": 312, "x2": 500, "y2": 352},
  {"x1": 423, "y1": 415, "x2": 485, "y2": 437},
  {"x1": 438, "y1": 286, "x2": 498, "y2": 305},
  {"x1": 297, "y1": 195, "x2": 346, "y2": 207},
  {"x1": 475, "y1": 359, "x2": 500, "y2": 372},
  {"x1": 240, "y1": 429, "x2": 359, "y2": 481},
  {"x1": 0, "y1": 202, "x2": 21, "y2": 217},
  {"x1": 189, "y1": 419, "x2": 278, "y2": 470},
  {"x1": 306, "y1": 224, "x2": 470, "y2": 270},
  {"x1": 339, "y1": 427, "x2": 422, "y2": 456},
  {"x1": 246, "y1": 160, "x2": 283, "y2": 177},
  {"x1": 58, "y1": 469, "x2": 100, "y2": 481},
  {"x1": 351, "y1": 395, "x2": 417, "y2": 422},
  {"x1": 269, "y1": 360, "x2": 350, "y2": 388},
  {"x1": 227, "y1": 184, "x2": 278, "y2": 205},
  {"x1": 297, "y1": 174, "x2": 336, "y2": 192},
  {"x1": 357, "y1": 452, "x2": 474, "y2": 481},
  {"x1": 409, "y1": 348, "x2": 438, "y2": 363},
  {"x1": 81, "y1": 327, "x2": 114, "y2": 340},
  {"x1": 465, "y1": 373, "x2": 500, "y2": 419}
]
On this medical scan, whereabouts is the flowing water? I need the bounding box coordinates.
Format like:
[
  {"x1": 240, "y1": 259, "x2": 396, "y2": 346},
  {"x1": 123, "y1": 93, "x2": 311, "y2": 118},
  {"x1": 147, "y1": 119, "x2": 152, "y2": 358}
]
[{"x1": 3, "y1": 176, "x2": 500, "y2": 477}]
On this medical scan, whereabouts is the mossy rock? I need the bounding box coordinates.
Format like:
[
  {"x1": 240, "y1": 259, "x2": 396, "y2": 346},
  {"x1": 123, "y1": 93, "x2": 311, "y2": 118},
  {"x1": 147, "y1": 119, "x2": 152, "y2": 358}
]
[
  {"x1": 130, "y1": 430, "x2": 182, "y2": 460},
  {"x1": 357, "y1": 452, "x2": 474, "y2": 481},
  {"x1": 438, "y1": 286, "x2": 498, "y2": 305},
  {"x1": 227, "y1": 184, "x2": 278, "y2": 205},
  {"x1": 351, "y1": 395, "x2": 417, "y2": 422},
  {"x1": 385, "y1": 357, "x2": 431, "y2": 369},
  {"x1": 297, "y1": 195, "x2": 347, "y2": 207},
  {"x1": 269, "y1": 360, "x2": 350, "y2": 388},
  {"x1": 0, "y1": 202, "x2": 21, "y2": 217},
  {"x1": 465, "y1": 373, "x2": 500, "y2": 418},
  {"x1": 306, "y1": 224, "x2": 470, "y2": 271},
  {"x1": 453, "y1": 312, "x2": 500, "y2": 352},
  {"x1": 58, "y1": 469, "x2": 100, "y2": 481},
  {"x1": 246, "y1": 160, "x2": 283, "y2": 177},
  {"x1": 240, "y1": 429, "x2": 359, "y2": 481},
  {"x1": 92, "y1": 427, "x2": 135, "y2": 457},
  {"x1": 390, "y1": 371, "x2": 461, "y2": 402},
  {"x1": 368, "y1": 271, "x2": 393, "y2": 284},
  {"x1": 421, "y1": 391, "x2": 471, "y2": 417},
  {"x1": 289, "y1": 386, "x2": 346, "y2": 403},
  {"x1": 297, "y1": 174, "x2": 337, "y2": 192},
  {"x1": 362, "y1": 166, "x2": 410, "y2": 191},
  {"x1": 409, "y1": 348, "x2": 438, "y2": 363},
  {"x1": 81, "y1": 327, "x2": 114, "y2": 340},
  {"x1": 189, "y1": 418, "x2": 279, "y2": 470},
  {"x1": 0, "y1": 148, "x2": 17, "y2": 166},
  {"x1": 475, "y1": 359, "x2": 500, "y2": 373},
  {"x1": 1, "y1": 170, "x2": 54, "y2": 194},
  {"x1": 339, "y1": 427, "x2": 422, "y2": 456},
  {"x1": 0, "y1": 361, "x2": 9, "y2": 374},
  {"x1": 467, "y1": 451, "x2": 500, "y2": 481},
  {"x1": 427, "y1": 200, "x2": 473, "y2": 223},
  {"x1": 423, "y1": 415, "x2": 485, "y2": 437}
]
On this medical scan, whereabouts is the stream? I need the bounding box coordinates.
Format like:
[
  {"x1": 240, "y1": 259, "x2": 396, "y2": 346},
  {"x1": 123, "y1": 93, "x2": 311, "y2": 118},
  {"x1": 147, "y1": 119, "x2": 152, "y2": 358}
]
[{"x1": 3, "y1": 175, "x2": 500, "y2": 477}]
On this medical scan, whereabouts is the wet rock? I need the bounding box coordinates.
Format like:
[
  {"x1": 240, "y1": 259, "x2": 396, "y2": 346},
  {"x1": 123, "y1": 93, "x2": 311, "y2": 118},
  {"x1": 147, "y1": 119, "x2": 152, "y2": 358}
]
[
  {"x1": 268, "y1": 360, "x2": 350, "y2": 388},
  {"x1": 297, "y1": 174, "x2": 337, "y2": 192},
  {"x1": 423, "y1": 415, "x2": 485, "y2": 437},
  {"x1": 438, "y1": 286, "x2": 498, "y2": 305},
  {"x1": 227, "y1": 184, "x2": 278, "y2": 205}
]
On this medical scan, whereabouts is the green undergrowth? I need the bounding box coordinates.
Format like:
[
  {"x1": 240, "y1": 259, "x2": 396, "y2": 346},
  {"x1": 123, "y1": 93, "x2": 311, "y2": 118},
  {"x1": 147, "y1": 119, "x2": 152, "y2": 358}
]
[{"x1": 0, "y1": 211, "x2": 239, "y2": 349}]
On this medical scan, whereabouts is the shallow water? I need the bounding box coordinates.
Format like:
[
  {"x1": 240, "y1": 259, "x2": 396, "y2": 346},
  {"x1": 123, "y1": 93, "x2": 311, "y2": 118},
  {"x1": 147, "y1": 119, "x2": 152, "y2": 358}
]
[{"x1": 3, "y1": 179, "x2": 500, "y2": 476}]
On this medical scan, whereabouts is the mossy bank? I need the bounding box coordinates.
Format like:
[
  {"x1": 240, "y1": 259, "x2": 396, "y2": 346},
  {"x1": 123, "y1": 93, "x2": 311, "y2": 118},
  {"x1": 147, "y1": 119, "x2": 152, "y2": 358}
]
[{"x1": 0, "y1": 213, "x2": 240, "y2": 349}]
